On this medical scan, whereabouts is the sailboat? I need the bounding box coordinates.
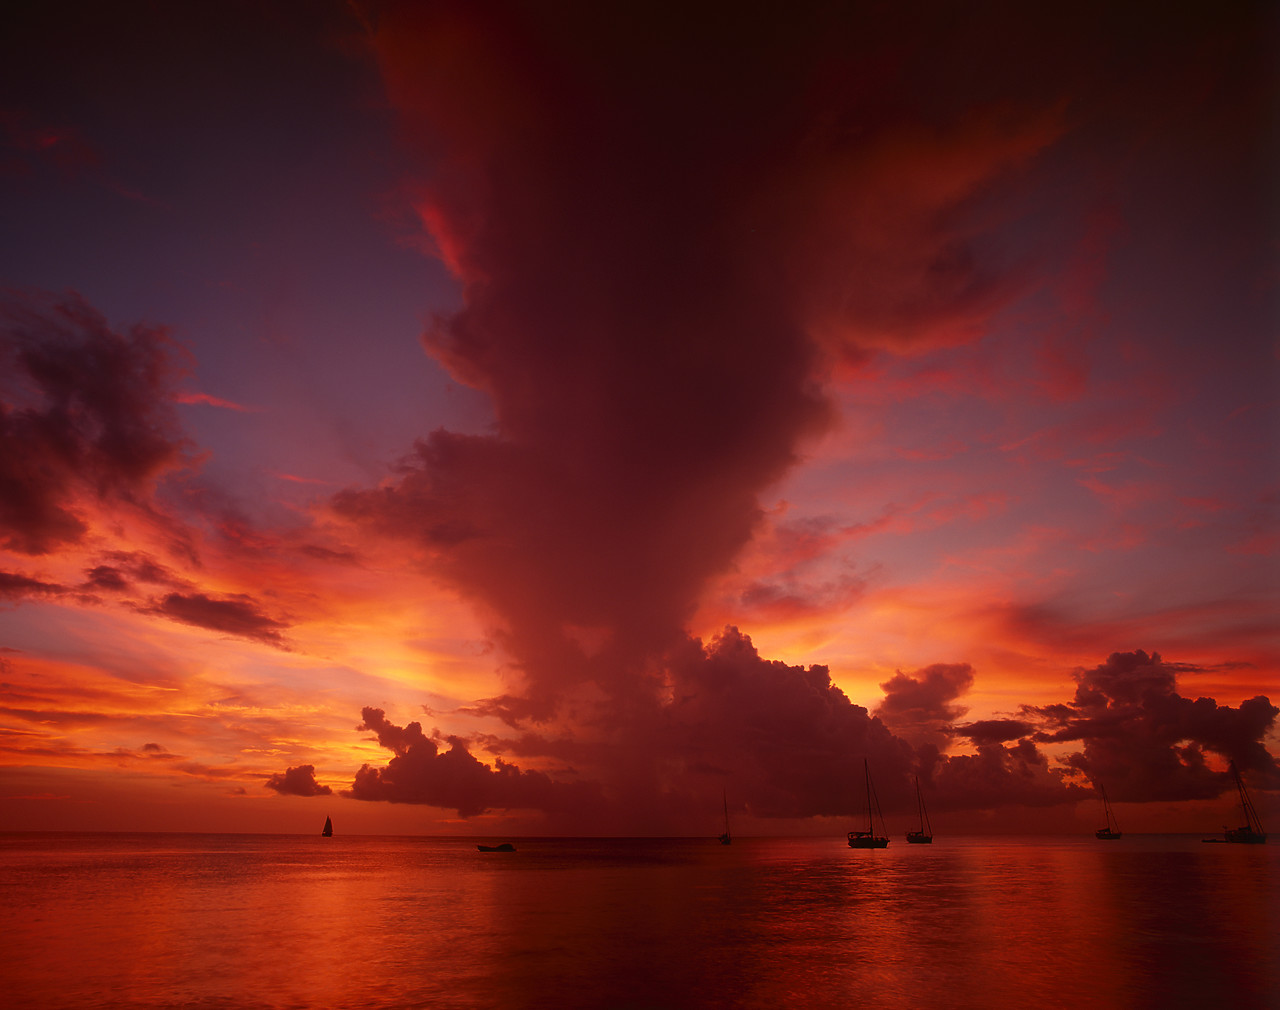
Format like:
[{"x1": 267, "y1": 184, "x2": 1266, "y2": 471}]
[
  {"x1": 718, "y1": 790, "x2": 731, "y2": 845},
  {"x1": 905, "y1": 776, "x2": 932, "y2": 843},
  {"x1": 1094, "y1": 785, "x2": 1121, "y2": 840},
  {"x1": 847, "y1": 759, "x2": 890, "y2": 848},
  {"x1": 1203, "y1": 761, "x2": 1267, "y2": 844},
  {"x1": 322, "y1": 815, "x2": 332, "y2": 837}
]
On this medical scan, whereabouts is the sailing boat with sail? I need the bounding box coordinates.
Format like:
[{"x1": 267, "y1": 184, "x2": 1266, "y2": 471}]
[
  {"x1": 905, "y1": 776, "x2": 932, "y2": 843},
  {"x1": 1095, "y1": 785, "x2": 1121, "y2": 840},
  {"x1": 848, "y1": 759, "x2": 889, "y2": 848},
  {"x1": 1204, "y1": 761, "x2": 1267, "y2": 844},
  {"x1": 718, "y1": 790, "x2": 731, "y2": 845},
  {"x1": 322, "y1": 815, "x2": 333, "y2": 837}
]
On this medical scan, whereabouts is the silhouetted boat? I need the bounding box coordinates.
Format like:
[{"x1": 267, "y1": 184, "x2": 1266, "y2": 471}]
[
  {"x1": 321, "y1": 815, "x2": 332, "y2": 837},
  {"x1": 1203, "y1": 762, "x2": 1266, "y2": 844},
  {"x1": 848, "y1": 759, "x2": 889, "y2": 848},
  {"x1": 718, "y1": 790, "x2": 731, "y2": 845},
  {"x1": 905, "y1": 775, "x2": 932, "y2": 843},
  {"x1": 1095, "y1": 785, "x2": 1122, "y2": 840},
  {"x1": 477, "y1": 842, "x2": 516, "y2": 852}
]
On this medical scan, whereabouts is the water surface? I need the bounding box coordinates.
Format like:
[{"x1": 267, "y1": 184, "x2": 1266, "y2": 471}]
[{"x1": 1, "y1": 833, "x2": 1274, "y2": 1008}]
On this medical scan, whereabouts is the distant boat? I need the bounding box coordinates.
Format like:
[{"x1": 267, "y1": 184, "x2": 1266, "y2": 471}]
[
  {"x1": 848, "y1": 758, "x2": 890, "y2": 849},
  {"x1": 477, "y1": 842, "x2": 516, "y2": 852},
  {"x1": 905, "y1": 775, "x2": 932, "y2": 844},
  {"x1": 1203, "y1": 762, "x2": 1266, "y2": 844},
  {"x1": 1095, "y1": 785, "x2": 1122, "y2": 840},
  {"x1": 718, "y1": 790, "x2": 731, "y2": 846},
  {"x1": 322, "y1": 815, "x2": 332, "y2": 837}
]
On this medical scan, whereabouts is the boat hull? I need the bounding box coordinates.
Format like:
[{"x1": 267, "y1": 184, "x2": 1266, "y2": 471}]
[
  {"x1": 848, "y1": 832, "x2": 889, "y2": 849},
  {"x1": 905, "y1": 831, "x2": 932, "y2": 844},
  {"x1": 477, "y1": 843, "x2": 516, "y2": 852},
  {"x1": 1223, "y1": 828, "x2": 1266, "y2": 844},
  {"x1": 1095, "y1": 829, "x2": 1121, "y2": 840}
]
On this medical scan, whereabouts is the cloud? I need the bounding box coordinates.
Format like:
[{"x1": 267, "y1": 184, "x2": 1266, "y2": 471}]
[
  {"x1": 346, "y1": 630, "x2": 1278, "y2": 828},
  {"x1": 932, "y1": 738, "x2": 1086, "y2": 810},
  {"x1": 173, "y1": 391, "x2": 257, "y2": 412},
  {"x1": 952, "y1": 719, "x2": 1035, "y2": 745},
  {"x1": 332, "y1": 2, "x2": 1092, "y2": 720},
  {"x1": 0, "y1": 289, "x2": 190, "y2": 555},
  {"x1": 265, "y1": 764, "x2": 332, "y2": 797},
  {"x1": 1026, "y1": 649, "x2": 1280, "y2": 799},
  {"x1": 875, "y1": 663, "x2": 975, "y2": 748},
  {"x1": 143, "y1": 591, "x2": 290, "y2": 648},
  {"x1": 353, "y1": 629, "x2": 944, "y2": 825},
  {"x1": 0, "y1": 570, "x2": 66, "y2": 600},
  {"x1": 344, "y1": 706, "x2": 604, "y2": 818}
]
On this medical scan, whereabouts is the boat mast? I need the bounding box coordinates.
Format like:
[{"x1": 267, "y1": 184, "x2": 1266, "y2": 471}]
[
  {"x1": 915, "y1": 776, "x2": 931, "y2": 835},
  {"x1": 1232, "y1": 761, "x2": 1264, "y2": 833},
  {"x1": 864, "y1": 759, "x2": 873, "y2": 835}
]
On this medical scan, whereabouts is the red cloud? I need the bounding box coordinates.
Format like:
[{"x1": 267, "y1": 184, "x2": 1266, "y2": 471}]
[
  {"x1": 265, "y1": 764, "x2": 332, "y2": 797},
  {"x1": 0, "y1": 290, "x2": 190, "y2": 555},
  {"x1": 345, "y1": 707, "x2": 605, "y2": 818},
  {"x1": 875, "y1": 663, "x2": 976, "y2": 749},
  {"x1": 144, "y1": 592, "x2": 290, "y2": 648},
  {"x1": 1027, "y1": 650, "x2": 1280, "y2": 800},
  {"x1": 336, "y1": 3, "x2": 1088, "y2": 719}
]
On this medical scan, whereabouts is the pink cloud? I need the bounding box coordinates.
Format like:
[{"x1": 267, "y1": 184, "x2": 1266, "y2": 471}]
[{"x1": 173, "y1": 391, "x2": 257, "y2": 412}]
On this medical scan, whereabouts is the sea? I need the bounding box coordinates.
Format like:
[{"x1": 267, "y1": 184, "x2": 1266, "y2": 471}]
[{"x1": 1, "y1": 833, "x2": 1275, "y2": 1009}]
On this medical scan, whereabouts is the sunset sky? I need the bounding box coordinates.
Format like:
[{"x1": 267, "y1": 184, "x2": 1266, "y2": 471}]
[{"x1": 2, "y1": 0, "x2": 1275, "y2": 836}]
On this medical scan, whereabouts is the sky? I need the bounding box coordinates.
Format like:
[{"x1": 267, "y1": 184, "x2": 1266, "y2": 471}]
[{"x1": 1, "y1": 0, "x2": 1276, "y2": 836}]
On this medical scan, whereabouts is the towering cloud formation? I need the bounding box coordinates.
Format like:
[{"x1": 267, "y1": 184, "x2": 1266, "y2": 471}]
[
  {"x1": 326, "y1": 2, "x2": 1274, "y2": 828},
  {"x1": 334, "y1": 2, "x2": 1076, "y2": 715}
]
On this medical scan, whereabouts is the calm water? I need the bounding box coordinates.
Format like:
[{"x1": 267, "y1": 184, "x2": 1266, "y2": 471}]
[{"x1": 1, "y1": 833, "x2": 1275, "y2": 1009}]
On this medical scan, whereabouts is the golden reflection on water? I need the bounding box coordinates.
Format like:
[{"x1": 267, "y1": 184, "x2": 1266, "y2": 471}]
[{"x1": 1, "y1": 834, "x2": 1275, "y2": 1009}]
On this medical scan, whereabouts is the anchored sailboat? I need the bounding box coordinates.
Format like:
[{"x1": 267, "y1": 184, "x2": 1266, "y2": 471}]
[
  {"x1": 322, "y1": 815, "x2": 332, "y2": 837},
  {"x1": 848, "y1": 759, "x2": 889, "y2": 848},
  {"x1": 1095, "y1": 785, "x2": 1121, "y2": 840},
  {"x1": 905, "y1": 776, "x2": 932, "y2": 844},
  {"x1": 1203, "y1": 761, "x2": 1266, "y2": 844},
  {"x1": 718, "y1": 790, "x2": 731, "y2": 845}
]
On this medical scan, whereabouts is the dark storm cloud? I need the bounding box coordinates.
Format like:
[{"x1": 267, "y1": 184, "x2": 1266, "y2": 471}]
[
  {"x1": 1026, "y1": 650, "x2": 1279, "y2": 799},
  {"x1": 0, "y1": 571, "x2": 66, "y2": 600},
  {"x1": 933, "y1": 738, "x2": 1087, "y2": 809},
  {"x1": 875, "y1": 663, "x2": 975, "y2": 748},
  {"x1": 331, "y1": 2, "x2": 1274, "y2": 826},
  {"x1": 345, "y1": 706, "x2": 605, "y2": 817},
  {"x1": 143, "y1": 592, "x2": 290, "y2": 648},
  {"x1": 332, "y1": 0, "x2": 1097, "y2": 714},
  {"x1": 351, "y1": 631, "x2": 1278, "y2": 825},
  {"x1": 265, "y1": 764, "x2": 332, "y2": 797},
  {"x1": 0, "y1": 290, "x2": 189, "y2": 555},
  {"x1": 659, "y1": 627, "x2": 918, "y2": 818},
  {"x1": 953, "y1": 719, "x2": 1035, "y2": 745}
]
